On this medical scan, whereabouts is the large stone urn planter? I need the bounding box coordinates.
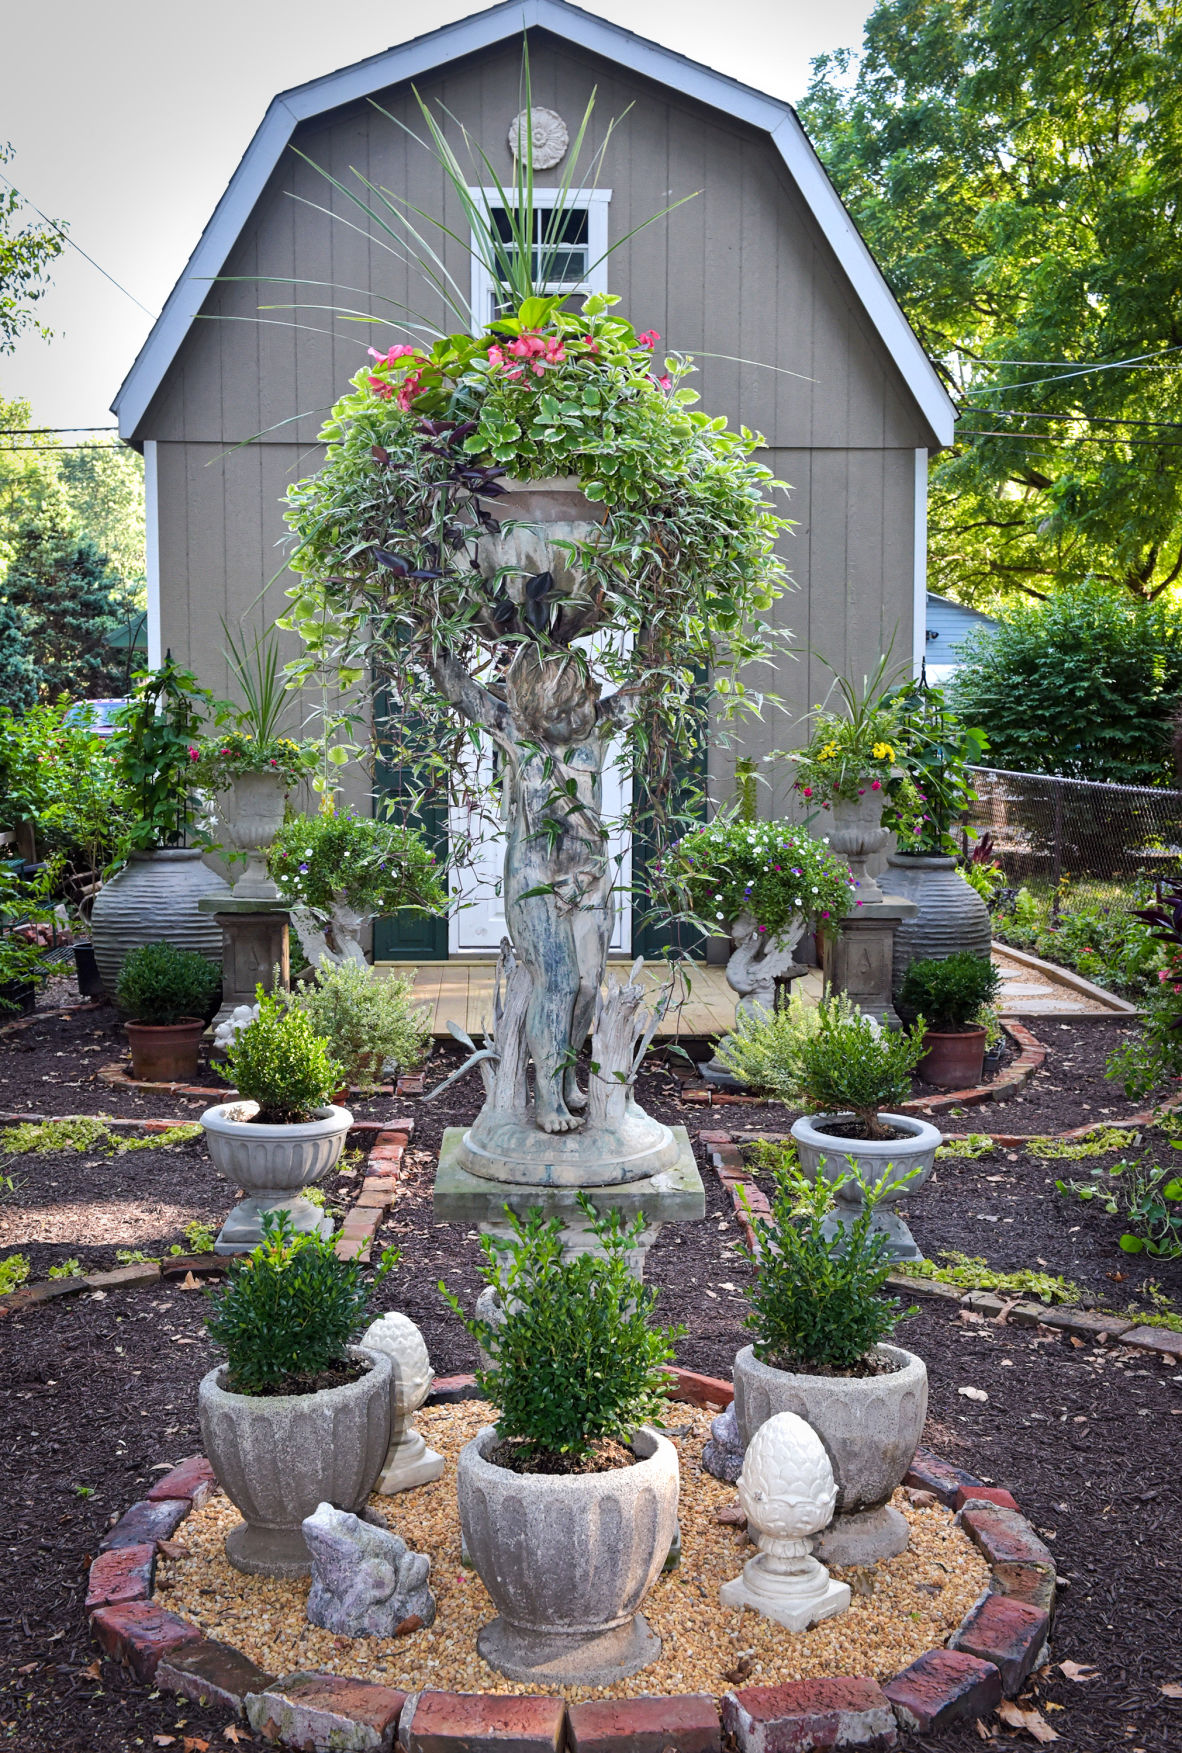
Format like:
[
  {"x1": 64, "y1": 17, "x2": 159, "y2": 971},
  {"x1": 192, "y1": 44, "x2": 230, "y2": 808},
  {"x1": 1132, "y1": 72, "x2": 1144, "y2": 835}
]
[
  {"x1": 828, "y1": 791, "x2": 890, "y2": 904},
  {"x1": 197, "y1": 1346, "x2": 391, "y2": 1577},
  {"x1": 200, "y1": 1100, "x2": 352, "y2": 1254},
  {"x1": 791, "y1": 1110, "x2": 942, "y2": 1262},
  {"x1": 887, "y1": 854, "x2": 991, "y2": 991},
  {"x1": 218, "y1": 772, "x2": 287, "y2": 900},
  {"x1": 732, "y1": 1343, "x2": 928, "y2": 1565},
  {"x1": 456, "y1": 1424, "x2": 679, "y2": 1684},
  {"x1": 89, "y1": 848, "x2": 229, "y2": 994}
]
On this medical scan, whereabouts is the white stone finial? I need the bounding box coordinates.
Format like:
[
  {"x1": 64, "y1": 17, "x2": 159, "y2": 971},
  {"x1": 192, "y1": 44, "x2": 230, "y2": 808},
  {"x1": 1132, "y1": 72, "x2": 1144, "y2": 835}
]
[
  {"x1": 719, "y1": 1411, "x2": 851, "y2": 1632},
  {"x1": 507, "y1": 106, "x2": 569, "y2": 169},
  {"x1": 360, "y1": 1313, "x2": 445, "y2": 1493}
]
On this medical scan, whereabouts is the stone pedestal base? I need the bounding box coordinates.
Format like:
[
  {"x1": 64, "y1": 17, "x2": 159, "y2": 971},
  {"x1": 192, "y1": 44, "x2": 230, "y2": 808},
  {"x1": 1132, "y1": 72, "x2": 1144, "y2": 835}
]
[
  {"x1": 477, "y1": 1610, "x2": 661, "y2": 1687},
  {"x1": 720, "y1": 1549, "x2": 850, "y2": 1633},
  {"x1": 814, "y1": 1502, "x2": 910, "y2": 1567},
  {"x1": 826, "y1": 897, "x2": 917, "y2": 1029},
  {"x1": 376, "y1": 1429, "x2": 445, "y2": 1495},
  {"x1": 823, "y1": 1203, "x2": 924, "y2": 1263},
  {"x1": 214, "y1": 1194, "x2": 333, "y2": 1256},
  {"x1": 435, "y1": 1125, "x2": 704, "y2": 1280},
  {"x1": 198, "y1": 896, "x2": 290, "y2": 1034}
]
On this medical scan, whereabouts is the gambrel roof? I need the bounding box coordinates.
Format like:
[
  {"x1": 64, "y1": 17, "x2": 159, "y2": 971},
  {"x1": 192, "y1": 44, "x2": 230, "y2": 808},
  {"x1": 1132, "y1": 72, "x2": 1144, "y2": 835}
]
[{"x1": 113, "y1": 0, "x2": 956, "y2": 445}]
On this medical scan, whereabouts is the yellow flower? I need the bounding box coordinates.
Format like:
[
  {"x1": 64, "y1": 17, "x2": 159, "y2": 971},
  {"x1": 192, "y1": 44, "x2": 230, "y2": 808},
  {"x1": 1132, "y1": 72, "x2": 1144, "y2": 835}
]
[
  {"x1": 818, "y1": 741, "x2": 839, "y2": 760},
  {"x1": 873, "y1": 741, "x2": 895, "y2": 761}
]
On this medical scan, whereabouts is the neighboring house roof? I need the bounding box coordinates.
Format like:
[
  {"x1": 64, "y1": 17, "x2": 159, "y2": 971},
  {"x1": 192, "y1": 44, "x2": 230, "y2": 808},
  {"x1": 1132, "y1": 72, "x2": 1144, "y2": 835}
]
[
  {"x1": 924, "y1": 591, "x2": 997, "y2": 671},
  {"x1": 112, "y1": 0, "x2": 957, "y2": 447}
]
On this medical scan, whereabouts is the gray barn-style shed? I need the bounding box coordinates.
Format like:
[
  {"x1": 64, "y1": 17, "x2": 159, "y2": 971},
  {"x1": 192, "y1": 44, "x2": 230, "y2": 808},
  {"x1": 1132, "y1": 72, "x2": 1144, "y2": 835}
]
[{"x1": 113, "y1": 0, "x2": 955, "y2": 957}]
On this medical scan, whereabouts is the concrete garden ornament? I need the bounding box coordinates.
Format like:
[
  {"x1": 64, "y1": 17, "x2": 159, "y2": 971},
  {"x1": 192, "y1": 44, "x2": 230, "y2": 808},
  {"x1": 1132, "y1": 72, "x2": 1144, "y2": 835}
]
[
  {"x1": 720, "y1": 1411, "x2": 850, "y2": 1631},
  {"x1": 508, "y1": 106, "x2": 569, "y2": 168},
  {"x1": 360, "y1": 1312, "x2": 444, "y2": 1492},
  {"x1": 302, "y1": 1502, "x2": 436, "y2": 1637}
]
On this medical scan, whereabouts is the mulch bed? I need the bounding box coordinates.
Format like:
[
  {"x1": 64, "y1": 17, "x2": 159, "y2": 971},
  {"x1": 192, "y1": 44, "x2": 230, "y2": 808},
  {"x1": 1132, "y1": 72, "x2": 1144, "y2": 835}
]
[{"x1": 4, "y1": 1009, "x2": 1182, "y2": 1749}]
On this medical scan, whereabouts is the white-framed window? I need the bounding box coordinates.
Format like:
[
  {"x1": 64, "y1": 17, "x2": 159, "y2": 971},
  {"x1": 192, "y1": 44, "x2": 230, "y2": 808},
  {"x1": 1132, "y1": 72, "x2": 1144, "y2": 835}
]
[{"x1": 468, "y1": 187, "x2": 611, "y2": 326}]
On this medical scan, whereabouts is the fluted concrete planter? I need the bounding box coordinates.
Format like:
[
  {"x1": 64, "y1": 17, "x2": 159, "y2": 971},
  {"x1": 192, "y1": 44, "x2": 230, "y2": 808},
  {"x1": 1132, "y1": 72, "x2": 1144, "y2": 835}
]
[
  {"x1": 200, "y1": 1100, "x2": 352, "y2": 1254},
  {"x1": 457, "y1": 1424, "x2": 678, "y2": 1685},
  {"x1": 218, "y1": 772, "x2": 287, "y2": 899},
  {"x1": 829, "y1": 791, "x2": 890, "y2": 904},
  {"x1": 198, "y1": 1346, "x2": 391, "y2": 1577},
  {"x1": 90, "y1": 848, "x2": 229, "y2": 994},
  {"x1": 887, "y1": 854, "x2": 991, "y2": 991},
  {"x1": 733, "y1": 1343, "x2": 928, "y2": 1566},
  {"x1": 791, "y1": 1110, "x2": 942, "y2": 1263}
]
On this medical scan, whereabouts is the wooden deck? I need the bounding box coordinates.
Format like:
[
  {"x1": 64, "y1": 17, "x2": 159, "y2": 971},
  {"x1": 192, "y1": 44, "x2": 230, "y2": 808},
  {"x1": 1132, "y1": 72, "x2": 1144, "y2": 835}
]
[{"x1": 375, "y1": 959, "x2": 825, "y2": 1040}]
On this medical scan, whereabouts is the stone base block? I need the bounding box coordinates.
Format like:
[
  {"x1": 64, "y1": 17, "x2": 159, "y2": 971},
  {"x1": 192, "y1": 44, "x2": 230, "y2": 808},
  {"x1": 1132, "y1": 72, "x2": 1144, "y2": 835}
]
[
  {"x1": 477, "y1": 1610, "x2": 661, "y2": 1687},
  {"x1": 814, "y1": 1504, "x2": 909, "y2": 1567},
  {"x1": 436, "y1": 1125, "x2": 703, "y2": 1226},
  {"x1": 214, "y1": 1194, "x2": 334, "y2": 1255},
  {"x1": 225, "y1": 1517, "x2": 313, "y2": 1579},
  {"x1": 376, "y1": 1445, "x2": 445, "y2": 1494},
  {"x1": 720, "y1": 1558, "x2": 850, "y2": 1633}
]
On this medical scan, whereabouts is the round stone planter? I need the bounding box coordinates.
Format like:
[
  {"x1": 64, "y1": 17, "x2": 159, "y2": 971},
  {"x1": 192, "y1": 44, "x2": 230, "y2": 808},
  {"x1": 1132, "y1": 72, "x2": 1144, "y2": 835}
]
[
  {"x1": 887, "y1": 855, "x2": 992, "y2": 992},
  {"x1": 124, "y1": 1018, "x2": 205, "y2": 1082},
  {"x1": 790, "y1": 1110, "x2": 943, "y2": 1262},
  {"x1": 89, "y1": 849, "x2": 229, "y2": 995},
  {"x1": 829, "y1": 791, "x2": 890, "y2": 904},
  {"x1": 218, "y1": 772, "x2": 287, "y2": 900},
  {"x1": 197, "y1": 1346, "x2": 392, "y2": 1577},
  {"x1": 200, "y1": 1100, "x2": 352, "y2": 1254},
  {"x1": 918, "y1": 1025, "x2": 987, "y2": 1089},
  {"x1": 732, "y1": 1343, "x2": 928, "y2": 1565},
  {"x1": 456, "y1": 1423, "x2": 679, "y2": 1685}
]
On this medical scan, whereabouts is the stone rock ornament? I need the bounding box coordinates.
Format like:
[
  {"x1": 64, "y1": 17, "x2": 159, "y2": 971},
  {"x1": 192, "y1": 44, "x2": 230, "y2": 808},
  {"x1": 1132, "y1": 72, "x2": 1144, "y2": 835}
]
[
  {"x1": 302, "y1": 1502, "x2": 436, "y2": 1638},
  {"x1": 719, "y1": 1411, "x2": 851, "y2": 1632},
  {"x1": 360, "y1": 1312, "x2": 445, "y2": 1493},
  {"x1": 701, "y1": 1401, "x2": 745, "y2": 1484},
  {"x1": 507, "y1": 106, "x2": 569, "y2": 169}
]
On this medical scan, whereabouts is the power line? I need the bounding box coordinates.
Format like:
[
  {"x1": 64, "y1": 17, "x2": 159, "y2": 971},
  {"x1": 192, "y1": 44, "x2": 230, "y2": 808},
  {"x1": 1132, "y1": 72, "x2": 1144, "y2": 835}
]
[
  {"x1": 0, "y1": 424, "x2": 119, "y2": 434},
  {"x1": 0, "y1": 172, "x2": 158, "y2": 319},
  {"x1": 959, "y1": 343, "x2": 1182, "y2": 396},
  {"x1": 0, "y1": 443, "x2": 127, "y2": 452},
  {"x1": 960, "y1": 408, "x2": 1182, "y2": 430},
  {"x1": 957, "y1": 430, "x2": 1182, "y2": 446}
]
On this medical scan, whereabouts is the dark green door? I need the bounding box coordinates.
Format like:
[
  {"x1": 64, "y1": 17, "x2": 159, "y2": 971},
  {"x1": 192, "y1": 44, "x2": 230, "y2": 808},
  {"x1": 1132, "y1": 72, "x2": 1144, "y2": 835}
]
[
  {"x1": 372, "y1": 690, "x2": 449, "y2": 961},
  {"x1": 629, "y1": 675, "x2": 709, "y2": 958}
]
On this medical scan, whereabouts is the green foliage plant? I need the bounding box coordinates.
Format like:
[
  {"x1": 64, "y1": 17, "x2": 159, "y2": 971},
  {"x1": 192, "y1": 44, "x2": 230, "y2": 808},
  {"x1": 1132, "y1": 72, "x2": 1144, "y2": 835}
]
[
  {"x1": 268, "y1": 809, "x2": 447, "y2": 926},
  {"x1": 114, "y1": 940, "x2": 221, "y2": 1026},
  {"x1": 741, "y1": 1157, "x2": 910, "y2": 1374},
  {"x1": 714, "y1": 989, "x2": 857, "y2": 1101},
  {"x1": 664, "y1": 818, "x2": 855, "y2": 940},
  {"x1": 0, "y1": 1115, "x2": 200, "y2": 1155},
  {"x1": 1, "y1": 526, "x2": 138, "y2": 704},
  {"x1": 995, "y1": 885, "x2": 1163, "y2": 1002},
  {"x1": 0, "y1": 1252, "x2": 30, "y2": 1293},
  {"x1": 935, "y1": 1133, "x2": 995, "y2": 1160},
  {"x1": 1105, "y1": 880, "x2": 1182, "y2": 1096},
  {"x1": 294, "y1": 958, "x2": 430, "y2": 1091},
  {"x1": 903, "y1": 1250, "x2": 1085, "y2": 1307},
  {"x1": 886, "y1": 683, "x2": 988, "y2": 855},
  {"x1": 205, "y1": 1209, "x2": 397, "y2": 1395},
  {"x1": 0, "y1": 144, "x2": 64, "y2": 353},
  {"x1": 440, "y1": 1199, "x2": 683, "y2": 1468},
  {"x1": 182, "y1": 1219, "x2": 217, "y2": 1254},
  {"x1": 898, "y1": 952, "x2": 1001, "y2": 1032},
  {"x1": 789, "y1": 999, "x2": 928, "y2": 1139},
  {"x1": 47, "y1": 1258, "x2": 82, "y2": 1280},
  {"x1": 226, "y1": 987, "x2": 344, "y2": 1124},
  {"x1": 0, "y1": 697, "x2": 131, "y2": 879},
  {"x1": 109, "y1": 657, "x2": 212, "y2": 852},
  {"x1": 194, "y1": 729, "x2": 316, "y2": 794},
  {"x1": 790, "y1": 653, "x2": 909, "y2": 808},
  {"x1": 1057, "y1": 1154, "x2": 1182, "y2": 1258},
  {"x1": 1027, "y1": 1126, "x2": 1138, "y2": 1160}
]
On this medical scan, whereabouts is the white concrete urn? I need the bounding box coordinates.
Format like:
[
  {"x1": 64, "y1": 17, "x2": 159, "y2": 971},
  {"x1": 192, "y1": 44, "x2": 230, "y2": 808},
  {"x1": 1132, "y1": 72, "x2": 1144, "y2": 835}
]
[
  {"x1": 218, "y1": 772, "x2": 287, "y2": 899},
  {"x1": 456, "y1": 1424, "x2": 679, "y2": 1685},
  {"x1": 719, "y1": 1410, "x2": 850, "y2": 1631},
  {"x1": 360, "y1": 1312, "x2": 445, "y2": 1493},
  {"x1": 200, "y1": 1099, "x2": 352, "y2": 1254},
  {"x1": 790, "y1": 1110, "x2": 942, "y2": 1263},
  {"x1": 732, "y1": 1342, "x2": 928, "y2": 1566},
  {"x1": 827, "y1": 791, "x2": 890, "y2": 904}
]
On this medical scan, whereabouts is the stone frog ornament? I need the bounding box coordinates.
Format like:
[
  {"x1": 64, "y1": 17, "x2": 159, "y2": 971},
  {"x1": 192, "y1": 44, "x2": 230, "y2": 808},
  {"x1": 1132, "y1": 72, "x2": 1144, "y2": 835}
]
[{"x1": 302, "y1": 1502, "x2": 436, "y2": 1639}]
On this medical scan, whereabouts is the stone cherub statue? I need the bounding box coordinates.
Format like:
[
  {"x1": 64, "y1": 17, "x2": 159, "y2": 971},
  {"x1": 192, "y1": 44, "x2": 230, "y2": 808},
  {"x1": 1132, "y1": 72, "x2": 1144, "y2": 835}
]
[{"x1": 302, "y1": 1502, "x2": 436, "y2": 1639}]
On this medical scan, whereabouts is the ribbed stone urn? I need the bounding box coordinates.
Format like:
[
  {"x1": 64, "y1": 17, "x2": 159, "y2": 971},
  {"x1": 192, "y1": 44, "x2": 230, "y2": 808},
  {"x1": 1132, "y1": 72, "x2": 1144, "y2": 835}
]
[
  {"x1": 89, "y1": 848, "x2": 229, "y2": 995},
  {"x1": 456, "y1": 1423, "x2": 679, "y2": 1684},
  {"x1": 828, "y1": 792, "x2": 890, "y2": 904},
  {"x1": 732, "y1": 1342, "x2": 928, "y2": 1566},
  {"x1": 887, "y1": 854, "x2": 992, "y2": 991},
  {"x1": 198, "y1": 1347, "x2": 392, "y2": 1577}
]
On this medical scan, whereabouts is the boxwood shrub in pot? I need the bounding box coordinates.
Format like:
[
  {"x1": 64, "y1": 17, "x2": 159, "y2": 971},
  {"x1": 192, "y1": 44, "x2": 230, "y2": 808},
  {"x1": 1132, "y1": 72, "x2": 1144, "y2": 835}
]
[
  {"x1": 198, "y1": 1211, "x2": 397, "y2": 1575},
  {"x1": 733, "y1": 1152, "x2": 927, "y2": 1565},
  {"x1": 201, "y1": 990, "x2": 351, "y2": 1254},
  {"x1": 114, "y1": 940, "x2": 221, "y2": 1081},
  {"x1": 443, "y1": 1201, "x2": 683, "y2": 1685},
  {"x1": 787, "y1": 999, "x2": 942, "y2": 1261},
  {"x1": 898, "y1": 951, "x2": 1001, "y2": 1089}
]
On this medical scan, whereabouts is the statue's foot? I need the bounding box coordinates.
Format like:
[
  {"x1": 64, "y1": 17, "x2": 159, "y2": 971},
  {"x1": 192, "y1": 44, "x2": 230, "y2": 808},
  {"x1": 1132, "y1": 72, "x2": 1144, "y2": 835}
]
[
  {"x1": 564, "y1": 1079, "x2": 588, "y2": 1112},
  {"x1": 537, "y1": 1106, "x2": 582, "y2": 1134}
]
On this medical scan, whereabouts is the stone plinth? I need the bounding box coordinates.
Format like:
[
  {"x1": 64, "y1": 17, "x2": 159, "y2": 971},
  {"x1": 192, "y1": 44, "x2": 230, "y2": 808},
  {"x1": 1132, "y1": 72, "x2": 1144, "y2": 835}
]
[
  {"x1": 826, "y1": 897, "x2": 917, "y2": 1029},
  {"x1": 199, "y1": 895, "x2": 290, "y2": 1034},
  {"x1": 435, "y1": 1125, "x2": 704, "y2": 1279}
]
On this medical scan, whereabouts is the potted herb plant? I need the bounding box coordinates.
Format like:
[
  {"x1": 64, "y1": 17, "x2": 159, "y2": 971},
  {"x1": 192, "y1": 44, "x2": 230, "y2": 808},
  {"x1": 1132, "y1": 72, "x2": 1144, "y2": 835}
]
[
  {"x1": 444, "y1": 1202, "x2": 682, "y2": 1685},
  {"x1": 89, "y1": 658, "x2": 229, "y2": 992},
  {"x1": 898, "y1": 950, "x2": 1002, "y2": 1088},
  {"x1": 732, "y1": 1153, "x2": 927, "y2": 1566},
  {"x1": 200, "y1": 989, "x2": 350, "y2": 1253},
  {"x1": 198, "y1": 1211, "x2": 396, "y2": 1575},
  {"x1": 787, "y1": 999, "x2": 941, "y2": 1260},
  {"x1": 268, "y1": 809, "x2": 447, "y2": 967},
  {"x1": 293, "y1": 956, "x2": 430, "y2": 1090},
  {"x1": 115, "y1": 940, "x2": 222, "y2": 1081}
]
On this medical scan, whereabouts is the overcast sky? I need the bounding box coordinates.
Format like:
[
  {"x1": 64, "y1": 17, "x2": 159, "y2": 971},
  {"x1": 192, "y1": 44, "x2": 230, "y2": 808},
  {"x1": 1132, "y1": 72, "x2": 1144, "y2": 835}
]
[{"x1": 2, "y1": 0, "x2": 872, "y2": 434}]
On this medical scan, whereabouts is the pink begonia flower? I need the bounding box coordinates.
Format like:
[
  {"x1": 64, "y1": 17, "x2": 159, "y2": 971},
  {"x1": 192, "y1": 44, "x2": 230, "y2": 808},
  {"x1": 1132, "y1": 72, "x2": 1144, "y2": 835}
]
[
  {"x1": 188, "y1": 746, "x2": 199, "y2": 761},
  {"x1": 657, "y1": 373, "x2": 672, "y2": 391},
  {"x1": 582, "y1": 335, "x2": 600, "y2": 353},
  {"x1": 637, "y1": 329, "x2": 660, "y2": 349},
  {"x1": 488, "y1": 345, "x2": 505, "y2": 367},
  {"x1": 368, "y1": 343, "x2": 418, "y2": 364},
  {"x1": 368, "y1": 375, "x2": 394, "y2": 400},
  {"x1": 802, "y1": 786, "x2": 813, "y2": 797},
  {"x1": 871, "y1": 779, "x2": 882, "y2": 790}
]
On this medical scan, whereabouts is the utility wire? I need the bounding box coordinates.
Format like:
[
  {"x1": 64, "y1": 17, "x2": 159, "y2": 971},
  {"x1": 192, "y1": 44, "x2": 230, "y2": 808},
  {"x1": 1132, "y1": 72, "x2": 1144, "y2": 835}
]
[
  {"x1": 0, "y1": 443, "x2": 126, "y2": 452},
  {"x1": 957, "y1": 430, "x2": 1182, "y2": 446},
  {"x1": 0, "y1": 172, "x2": 157, "y2": 319},
  {"x1": 958, "y1": 343, "x2": 1182, "y2": 396},
  {"x1": 959, "y1": 409, "x2": 1182, "y2": 430},
  {"x1": 0, "y1": 424, "x2": 119, "y2": 434}
]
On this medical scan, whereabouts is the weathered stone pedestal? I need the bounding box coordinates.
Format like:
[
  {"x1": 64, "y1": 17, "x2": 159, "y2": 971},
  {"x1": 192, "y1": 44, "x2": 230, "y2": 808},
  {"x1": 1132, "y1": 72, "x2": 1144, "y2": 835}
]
[
  {"x1": 825, "y1": 897, "x2": 917, "y2": 1029},
  {"x1": 434, "y1": 1125, "x2": 704, "y2": 1278},
  {"x1": 198, "y1": 895, "x2": 290, "y2": 1034}
]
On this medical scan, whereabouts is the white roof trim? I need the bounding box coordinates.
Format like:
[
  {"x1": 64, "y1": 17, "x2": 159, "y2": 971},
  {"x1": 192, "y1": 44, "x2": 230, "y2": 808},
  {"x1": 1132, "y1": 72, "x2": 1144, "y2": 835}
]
[{"x1": 112, "y1": 0, "x2": 956, "y2": 446}]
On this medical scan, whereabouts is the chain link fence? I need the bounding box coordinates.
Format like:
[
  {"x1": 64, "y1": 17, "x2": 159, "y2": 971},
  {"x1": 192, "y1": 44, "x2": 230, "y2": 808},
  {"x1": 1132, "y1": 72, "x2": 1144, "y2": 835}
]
[{"x1": 965, "y1": 765, "x2": 1182, "y2": 916}]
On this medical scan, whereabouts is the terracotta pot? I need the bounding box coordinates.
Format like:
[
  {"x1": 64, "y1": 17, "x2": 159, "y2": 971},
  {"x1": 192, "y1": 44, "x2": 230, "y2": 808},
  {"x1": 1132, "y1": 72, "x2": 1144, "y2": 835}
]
[
  {"x1": 918, "y1": 1025, "x2": 987, "y2": 1089},
  {"x1": 124, "y1": 1017, "x2": 205, "y2": 1081}
]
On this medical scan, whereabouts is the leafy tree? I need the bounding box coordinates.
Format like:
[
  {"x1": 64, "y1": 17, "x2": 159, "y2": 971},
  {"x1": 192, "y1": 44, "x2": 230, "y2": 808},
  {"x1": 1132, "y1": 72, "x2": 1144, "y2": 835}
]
[
  {"x1": 950, "y1": 583, "x2": 1182, "y2": 782},
  {"x1": 801, "y1": 0, "x2": 1182, "y2": 604},
  {"x1": 56, "y1": 443, "x2": 145, "y2": 589},
  {"x1": 1, "y1": 522, "x2": 137, "y2": 703},
  {"x1": 0, "y1": 144, "x2": 64, "y2": 353}
]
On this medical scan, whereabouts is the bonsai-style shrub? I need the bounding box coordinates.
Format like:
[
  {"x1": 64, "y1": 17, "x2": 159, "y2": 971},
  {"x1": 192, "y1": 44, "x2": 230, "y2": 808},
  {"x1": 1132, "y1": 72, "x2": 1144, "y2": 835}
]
[
  {"x1": 294, "y1": 958, "x2": 431, "y2": 1091},
  {"x1": 665, "y1": 819, "x2": 854, "y2": 939},
  {"x1": 788, "y1": 1000, "x2": 927, "y2": 1139},
  {"x1": 898, "y1": 952, "x2": 1001, "y2": 1032},
  {"x1": 226, "y1": 988, "x2": 344, "y2": 1123},
  {"x1": 441, "y1": 1200, "x2": 683, "y2": 1472},
  {"x1": 268, "y1": 810, "x2": 447, "y2": 925},
  {"x1": 742, "y1": 1152, "x2": 913, "y2": 1373},
  {"x1": 715, "y1": 988, "x2": 858, "y2": 1100},
  {"x1": 206, "y1": 1209, "x2": 398, "y2": 1395},
  {"x1": 114, "y1": 940, "x2": 221, "y2": 1025}
]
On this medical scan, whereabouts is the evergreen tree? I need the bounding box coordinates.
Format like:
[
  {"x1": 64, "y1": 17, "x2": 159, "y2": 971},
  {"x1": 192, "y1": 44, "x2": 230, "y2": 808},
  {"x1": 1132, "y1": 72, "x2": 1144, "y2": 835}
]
[{"x1": 2, "y1": 523, "x2": 136, "y2": 702}]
